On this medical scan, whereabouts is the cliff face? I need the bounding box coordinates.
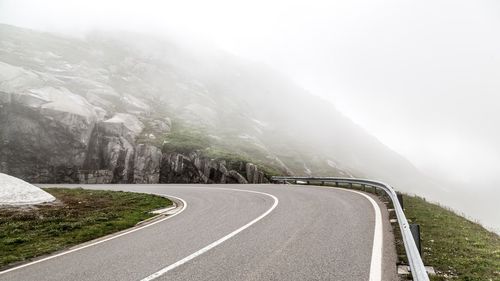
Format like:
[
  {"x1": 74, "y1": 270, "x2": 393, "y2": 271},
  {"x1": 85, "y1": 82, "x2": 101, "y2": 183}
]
[
  {"x1": 0, "y1": 24, "x2": 309, "y2": 184},
  {"x1": 0, "y1": 93, "x2": 266, "y2": 184},
  {"x1": 161, "y1": 152, "x2": 254, "y2": 184},
  {"x1": 0, "y1": 91, "x2": 264, "y2": 184},
  {"x1": 0, "y1": 24, "x2": 435, "y2": 196},
  {"x1": 0, "y1": 85, "x2": 97, "y2": 182}
]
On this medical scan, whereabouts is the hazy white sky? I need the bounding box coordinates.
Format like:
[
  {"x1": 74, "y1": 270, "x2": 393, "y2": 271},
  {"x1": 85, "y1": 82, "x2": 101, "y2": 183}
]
[{"x1": 1, "y1": 0, "x2": 499, "y2": 186}]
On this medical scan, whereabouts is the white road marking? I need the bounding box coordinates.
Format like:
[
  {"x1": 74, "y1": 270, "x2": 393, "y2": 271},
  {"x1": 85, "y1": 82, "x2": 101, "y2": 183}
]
[
  {"x1": 139, "y1": 188, "x2": 279, "y2": 281},
  {"x1": 324, "y1": 187, "x2": 383, "y2": 281},
  {"x1": 2, "y1": 185, "x2": 380, "y2": 280},
  {"x1": 0, "y1": 195, "x2": 187, "y2": 276}
]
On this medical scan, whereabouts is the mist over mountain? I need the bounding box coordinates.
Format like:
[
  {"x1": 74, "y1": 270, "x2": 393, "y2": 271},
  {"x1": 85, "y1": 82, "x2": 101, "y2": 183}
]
[{"x1": 0, "y1": 24, "x2": 496, "y2": 231}]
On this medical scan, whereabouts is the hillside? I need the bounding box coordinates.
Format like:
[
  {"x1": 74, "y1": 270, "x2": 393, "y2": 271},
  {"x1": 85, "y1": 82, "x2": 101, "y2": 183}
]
[{"x1": 0, "y1": 24, "x2": 437, "y2": 196}]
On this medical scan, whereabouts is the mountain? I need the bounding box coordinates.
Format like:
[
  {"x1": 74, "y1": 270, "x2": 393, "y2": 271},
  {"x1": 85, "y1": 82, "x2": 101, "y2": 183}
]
[{"x1": 0, "y1": 24, "x2": 438, "y2": 196}]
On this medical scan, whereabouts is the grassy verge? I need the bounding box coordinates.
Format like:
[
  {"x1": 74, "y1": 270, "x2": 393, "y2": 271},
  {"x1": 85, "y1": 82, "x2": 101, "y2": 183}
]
[
  {"x1": 0, "y1": 188, "x2": 172, "y2": 269},
  {"x1": 399, "y1": 196, "x2": 500, "y2": 281}
]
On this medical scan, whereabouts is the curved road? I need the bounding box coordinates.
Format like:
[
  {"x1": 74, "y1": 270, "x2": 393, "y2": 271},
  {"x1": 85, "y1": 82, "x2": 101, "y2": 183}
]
[{"x1": 0, "y1": 184, "x2": 398, "y2": 281}]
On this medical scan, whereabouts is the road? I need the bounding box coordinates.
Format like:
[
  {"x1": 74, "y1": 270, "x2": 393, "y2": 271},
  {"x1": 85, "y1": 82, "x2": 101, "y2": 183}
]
[{"x1": 0, "y1": 184, "x2": 398, "y2": 281}]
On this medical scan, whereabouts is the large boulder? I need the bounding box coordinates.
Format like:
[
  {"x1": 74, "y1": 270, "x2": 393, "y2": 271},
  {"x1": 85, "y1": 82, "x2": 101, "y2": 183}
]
[
  {"x1": 160, "y1": 152, "x2": 205, "y2": 183},
  {"x1": 133, "y1": 144, "x2": 162, "y2": 183},
  {"x1": 82, "y1": 114, "x2": 144, "y2": 183},
  {"x1": 245, "y1": 162, "x2": 266, "y2": 184},
  {"x1": 159, "y1": 151, "x2": 261, "y2": 184},
  {"x1": 0, "y1": 63, "x2": 98, "y2": 182}
]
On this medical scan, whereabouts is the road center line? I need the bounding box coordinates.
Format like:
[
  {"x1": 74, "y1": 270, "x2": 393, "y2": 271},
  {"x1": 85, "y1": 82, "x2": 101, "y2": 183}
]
[
  {"x1": 0, "y1": 194, "x2": 187, "y2": 276},
  {"x1": 139, "y1": 188, "x2": 279, "y2": 281}
]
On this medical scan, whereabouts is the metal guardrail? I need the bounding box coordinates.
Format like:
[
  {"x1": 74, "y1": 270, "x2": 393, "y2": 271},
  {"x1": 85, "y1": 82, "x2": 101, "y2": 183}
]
[{"x1": 271, "y1": 176, "x2": 430, "y2": 281}]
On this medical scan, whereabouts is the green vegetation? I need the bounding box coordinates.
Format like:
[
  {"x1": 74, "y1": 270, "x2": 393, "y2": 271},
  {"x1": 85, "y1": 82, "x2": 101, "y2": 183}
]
[
  {"x1": 204, "y1": 147, "x2": 282, "y2": 178},
  {"x1": 160, "y1": 121, "x2": 284, "y2": 179},
  {"x1": 162, "y1": 126, "x2": 211, "y2": 154},
  {"x1": 0, "y1": 188, "x2": 172, "y2": 269},
  {"x1": 399, "y1": 196, "x2": 500, "y2": 281}
]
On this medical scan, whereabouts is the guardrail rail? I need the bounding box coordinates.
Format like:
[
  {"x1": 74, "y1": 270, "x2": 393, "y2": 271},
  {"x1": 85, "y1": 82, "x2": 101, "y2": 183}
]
[{"x1": 271, "y1": 176, "x2": 430, "y2": 281}]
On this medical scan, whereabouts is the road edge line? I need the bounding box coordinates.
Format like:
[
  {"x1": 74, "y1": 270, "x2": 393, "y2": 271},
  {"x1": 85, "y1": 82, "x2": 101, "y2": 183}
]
[
  {"x1": 341, "y1": 189, "x2": 383, "y2": 281},
  {"x1": 307, "y1": 185, "x2": 383, "y2": 281},
  {"x1": 0, "y1": 194, "x2": 187, "y2": 276}
]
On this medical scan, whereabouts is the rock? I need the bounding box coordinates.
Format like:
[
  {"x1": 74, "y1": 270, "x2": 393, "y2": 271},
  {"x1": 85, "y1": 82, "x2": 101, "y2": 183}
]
[
  {"x1": 246, "y1": 163, "x2": 258, "y2": 183},
  {"x1": 0, "y1": 62, "x2": 44, "y2": 93},
  {"x1": 149, "y1": 119, "x2": 171, "y2": 135},
  {"x1": 244, "y1": 162, "x2": 269, "y2": 183},
  {"x1": 160, "y1": 152, "x2": 204, "y2": 183},
  {"x1": 102, "y1": 113, "x2": 144, "y2": 141},
  {"x1": 133, "y1": 144, "x2": 161, "y2": 183},
  {"x1": 82, "y1": 117, "x2": 164, "y2": 184},
  {"x1": 159, "y1": 152, "x2": 249, "y2": 184},
  {"x1": 0, "y1": 84, "x2": 98, "y2": 182},
  {"x1": 77, "y1": 170, "x2": 113, "y2": 184},
  {"x1": 121, "y1": 94, "x2": 150, "y2": 115},
  {"x1": 83, "y1": 122, "x2": 135, "y2": 183},
  {"x1": 227, "y1": 170, "x2": 248, "y2": 184}
]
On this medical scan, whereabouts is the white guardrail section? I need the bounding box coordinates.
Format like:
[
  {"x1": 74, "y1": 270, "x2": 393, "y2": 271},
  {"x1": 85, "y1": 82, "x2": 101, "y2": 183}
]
[{"x1": 271, "y1": 176, "x2": 430, "y2": 281}]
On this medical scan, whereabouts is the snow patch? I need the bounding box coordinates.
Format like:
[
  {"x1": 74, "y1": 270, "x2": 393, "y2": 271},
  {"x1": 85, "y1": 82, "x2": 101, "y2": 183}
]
[{"x1": 0, "y1": 173, "x2": 55, "y2": 206}]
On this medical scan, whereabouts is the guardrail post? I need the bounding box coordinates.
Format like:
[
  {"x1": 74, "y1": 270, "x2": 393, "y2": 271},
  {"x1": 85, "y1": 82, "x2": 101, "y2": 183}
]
[
  {"x1": 349, "y1": 183, "x2": 353, "y2": 188},
  {"x1": 397, "y1": 193, "x2": 404, "y2": 209},
  {"x1": 321, "y1": 181, "x2": 325, "y2": 185},
  {"x1": 410, "y1": 224, "x2": 422, "y2": 256},
  {"x1": 307, "y1": 181, "x2": 310, "y2": 185},
  {"x1": 361, "y1": 184, "x2": 365, "y2": 191}
]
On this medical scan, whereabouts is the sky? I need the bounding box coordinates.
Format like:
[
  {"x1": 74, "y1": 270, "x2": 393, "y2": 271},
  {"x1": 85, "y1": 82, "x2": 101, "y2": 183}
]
[{"x1": 1, "y1": 0, "x2": 499, "y2": 187}]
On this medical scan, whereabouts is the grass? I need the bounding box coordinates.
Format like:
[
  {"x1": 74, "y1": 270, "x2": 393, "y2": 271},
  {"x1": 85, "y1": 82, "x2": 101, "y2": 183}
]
[
  {"x1": 161, "y1": 125, "x2": 212, "y2": 154},
  {"x1": 160, "y1": 122, "x2": 284, "y2": 179},
  {"x1": 204, "y1": 146, "x2": 283, "y2": 178},
  {"x1": 398, "y1": 196, "x2": 500, "y2": 281},
  {"x1": 0, "y1": 188, "x2": 172, "y2": 269}
]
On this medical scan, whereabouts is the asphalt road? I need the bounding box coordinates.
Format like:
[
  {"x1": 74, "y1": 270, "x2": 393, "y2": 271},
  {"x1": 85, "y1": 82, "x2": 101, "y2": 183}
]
[{"x1": 0, "y1": 184, "x2": 398, "y2": 281}]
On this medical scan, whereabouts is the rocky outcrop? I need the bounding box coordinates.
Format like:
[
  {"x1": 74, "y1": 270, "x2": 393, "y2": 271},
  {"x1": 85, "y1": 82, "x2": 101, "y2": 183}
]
[
  {"x1": 227, "y1": 170, "x2": 248, "y2": 184},
  {"x1": 0, "y1": 55, "x2": 270, "y2": 185},
  {"x1": 83, "y1": 114, "x2": 161, "y2": 184},
  {"x1": 133, "y1": 144, "x2": 162, "y2": 183},
  {"x1": 160, "y1": 153, "x2": 205, "y2": 183},
  {"x1": 159, "y1": 152, "x2": 266, "y2": 184},
  {"x1": 0, "y1": 65, "x2": 163, "y2": 183},
  {"x1": 77, "y1": 170, "x2": 113, "y2": 184},
  {"x1": 246, "y1": 163, "x2": 267, "y2": 184},
  {"x1": 0, "y1": 87, "x2": 262, "y2": 184},
  {"x1": 0, "y1": 86, "x2": 267, "y2": 184},
  {"x1": 0, "y1": 65, "x2": 99, "y2": 182}
]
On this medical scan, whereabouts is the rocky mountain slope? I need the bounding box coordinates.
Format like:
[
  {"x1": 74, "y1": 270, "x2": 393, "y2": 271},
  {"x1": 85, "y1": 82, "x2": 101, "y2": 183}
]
[{"x1": 0, "y1": 24, "x2": 437, "y2": 196}]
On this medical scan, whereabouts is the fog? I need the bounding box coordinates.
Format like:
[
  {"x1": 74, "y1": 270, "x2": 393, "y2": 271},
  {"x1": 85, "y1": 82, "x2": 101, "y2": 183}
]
[{"x1": 1, "y1": 0, "x2": 499, "y2": 229}]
